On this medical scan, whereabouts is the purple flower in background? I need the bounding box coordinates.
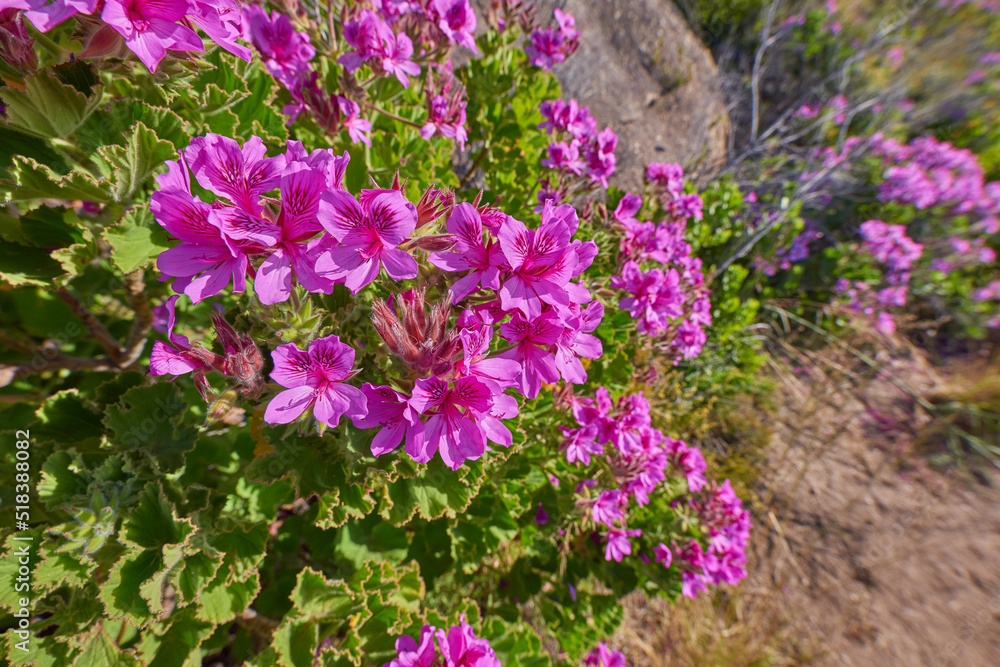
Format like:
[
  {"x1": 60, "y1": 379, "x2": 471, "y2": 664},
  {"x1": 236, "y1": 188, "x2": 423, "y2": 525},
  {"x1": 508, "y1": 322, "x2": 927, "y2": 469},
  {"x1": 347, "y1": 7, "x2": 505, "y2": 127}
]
[
  {"x1": 653, "y1": 542, "x2": 672, "y2": 568},
  {"x1": 316, "y1": 188, "x2": 419, "y2": 292},
  {"x1": 430, "y1": 0, "x2": 477, "y2": 52},
  {"x1": 583, "y1": 642, "x2": 626, "y2": 667},
  {"x1": 604, "y1": 528, "x2": 641, "y2": 562},
  {"x1": 264, "y1": 335, "x2": 367, "y2": 427},
  {"x1": 535, "y1": 502, "x2": 549, "y2": 525},
  {"x1": 243, "y1": 5, "x2": 315, "y2": 88},
  {"x1": 646, "y1": 162, "x2": 685, "y2": 196}
]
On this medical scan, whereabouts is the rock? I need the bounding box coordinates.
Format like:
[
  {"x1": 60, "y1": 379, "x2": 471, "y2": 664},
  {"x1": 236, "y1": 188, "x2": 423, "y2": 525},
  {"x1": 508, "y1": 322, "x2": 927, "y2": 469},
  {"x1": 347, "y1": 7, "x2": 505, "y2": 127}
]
[{"x1": 536, "y1": 0, "x2": 731, "y2": 191}]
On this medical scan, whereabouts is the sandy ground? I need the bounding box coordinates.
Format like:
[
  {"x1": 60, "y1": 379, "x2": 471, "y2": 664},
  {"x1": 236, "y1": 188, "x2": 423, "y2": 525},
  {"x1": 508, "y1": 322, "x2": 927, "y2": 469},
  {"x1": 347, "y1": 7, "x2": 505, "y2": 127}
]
[{"x1": 615, "y1": 345, "x2": 1000, "y2": 666}]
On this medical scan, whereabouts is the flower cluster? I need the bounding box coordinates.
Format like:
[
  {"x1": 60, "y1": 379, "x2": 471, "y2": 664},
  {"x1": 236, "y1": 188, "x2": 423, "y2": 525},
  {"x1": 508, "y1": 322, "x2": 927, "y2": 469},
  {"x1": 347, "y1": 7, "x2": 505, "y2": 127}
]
[
  {"x1": 755, "y1": 222, "x2": 822, "y2": 276},
  {"x1": 538, "y1": 97, "x2": 618, "y2": 190},
  {"x1": 609, "y1": 171, "x2": 712, "y2": 362},
  {"x1": 525, "y1": 7, "x2": 579, "y2": 70},
  {"x1": 151, "y1": 134, "x2": 606, "y2": 470},
  {"x1": 384, "y1": 615, "x2": 499, "y2": 667},
  {"x1": 152, "y1": 134, "x2": 353, "y2": 305},
  {"x1": 241, "y1": 1, "x2": 476, "y2": 147},
  {"x1": 832, "y1": 220, "x2": 925, "y2": 335},
  {"x1": 582, "y1": 642, "x2": 626, "y2": 667},
  {"x1": 677, "y1": 480, "x2": 752, "y2": 598},
  {"x1": 871, "y1": 135, "x2": 1000, "y2": 215},
  {"x1": 3, "y1": 0, "x2": 250, "y2": 71},
  {"x1": 556, "y1": 387, "x2": 750, "y2": 596},
  {"x1": 561, "y1": 388, "x2": 699, "y2": 553}
]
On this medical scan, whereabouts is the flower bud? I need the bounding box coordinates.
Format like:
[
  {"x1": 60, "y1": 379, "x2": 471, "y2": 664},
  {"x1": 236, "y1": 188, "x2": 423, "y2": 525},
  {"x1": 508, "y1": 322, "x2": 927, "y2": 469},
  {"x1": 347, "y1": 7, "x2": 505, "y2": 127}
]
[
  {"x1": 406, "y1": 234, "x2": 457, "y2": 253},
  {"x1": 415, "y1": 187, "x2": 455, "y2": 228},
  {"x1": 0, "y1": 9, "x2": 37, "y2": 72}
]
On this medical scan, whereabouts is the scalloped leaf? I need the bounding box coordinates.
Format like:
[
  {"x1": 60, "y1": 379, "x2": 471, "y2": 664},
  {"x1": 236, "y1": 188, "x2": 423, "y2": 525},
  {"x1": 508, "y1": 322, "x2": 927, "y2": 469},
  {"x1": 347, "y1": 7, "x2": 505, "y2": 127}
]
[
  {"x1": 0, "y1": 71, "x2": 104, "y2": 138},
  {"x1": 0, "y1": 155, "x2": 111, "y2": 203},
  {"x1": 123, "y1": 482, "x2": 195, "y2": 550},
  {"x1": 103, "y1": 205, "x2": 173, "y2": 273},
  {"x1": 103, "y1": 383, "x2": 197, "y2": 472},
  {"x1": 94, "y1": 122, "x2": 177, "y2": 202},
  {"x1": 72, "y1": 627, "x2": 143, "y2": 667}
]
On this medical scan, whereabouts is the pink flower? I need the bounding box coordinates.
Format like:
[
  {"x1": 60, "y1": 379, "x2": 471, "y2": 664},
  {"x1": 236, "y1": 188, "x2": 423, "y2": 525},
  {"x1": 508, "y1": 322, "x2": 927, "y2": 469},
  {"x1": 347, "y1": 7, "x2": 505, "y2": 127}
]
[
  {"x1": 428, "y1": 203, "x2": 503, "y2": 301},
  {"x1": 498, "y1": 312, "x2": 561, "y2": 399},
  {"x1": 496, "y1": 202, "x2": 593, "y2": 319},
  {"x1": 353, "y1": 383, "x2": 426, "y2": 459},
  {"x1": 653, "y1": 542, "x2": 672, "y2": 568},
  {"x1": 592, "y1": 489, "x2": 625, "y2": 526},
  {"x1": 553, "y1": 301, "x2": 604, "y2": 384},
  {"x1": 409, "y1": 376, "x2": 497, "y2": 469},
  {"x1": 185, "y1": 134, "x2": 286, "y2": 216},
  {"x1": 17, "y1": 0, "x2": 95, "y2": 32},
  {"x1": 560, "y1": 425, "x2": 603, "y2": 466},
  {"x1": 645, "y1": 162, "x2": 685, "y2": 196},
  {"x1": 583, "y1": 643, "x2": 626, "y2": 667},
  {"x1": 430, "y1": 0, "x2": 477, "y2": 52},
  {"x1": 101, "y1": 0, "x2": 205, "y2": 72},
  {"x1": 151, "y1": 163, "x2": 249, "y2": 304},
  {"x1": 387, "y1": 625, "x2": 437, "y2": 667},
  {"x1": 263, "y1": 335, "x2": 368, "y2": 427},
  {"x1": 604, "y1": 528, "x2": 641, "y2": 562},
  {"x1": 336, "y1": 95, "x2": 372, "y2": 146},
  {"x1": 243, "y1": 5, "x2": 315, "y2": 88},
  {"x1": 316, "y1": 188, "x2": 419, "y2": 293}
]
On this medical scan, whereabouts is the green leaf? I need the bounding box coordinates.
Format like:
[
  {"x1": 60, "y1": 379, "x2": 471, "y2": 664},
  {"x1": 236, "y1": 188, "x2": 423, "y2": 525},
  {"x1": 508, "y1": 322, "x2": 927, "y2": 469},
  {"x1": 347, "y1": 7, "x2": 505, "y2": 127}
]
[
  {"x1": 99, "y1": 547, "x2": 160, "y2": 625},
  {"x1": 0, "y1": 240, "x2": 62, "y2": 286},
  {"x1": 196, "y1": 568, "x2": 260, "y2": 624},
  {"x1": 0, "y1": 156, "x2": 110, "y2": 203},
  {"x1": 33, "y1": 390, "x2": 105, "y2": 445},
  {"x1": 0, "y1": 71, "x2": 104, "y2": 138},
  {"x1": 76, "y1": 102, "x2": 189, "y2": 154},
  {"x1": 137, "y1": 608, "x2": 214, "y2": 667},
  {"x1": 102, "y1": 205, "x2": 173, "y2": 275},
  {"x1": 123, "y1": 483, "x2": 195, "y2": 549},
  {"x1": 103, "y1": 383, "x2": 197, "y2": 472},
  {"x1": 95, "y1": 122, "x2": 176, "y2": 202},
  {"x1": 33, "y1": 548, "x2": 95, "y2": 592},
  {"x1": 72, "y1": 628, "x2": 143, "y2": 667},
  {"x1": 335, "y1": 517, "x2": 408, "y2": 569}
]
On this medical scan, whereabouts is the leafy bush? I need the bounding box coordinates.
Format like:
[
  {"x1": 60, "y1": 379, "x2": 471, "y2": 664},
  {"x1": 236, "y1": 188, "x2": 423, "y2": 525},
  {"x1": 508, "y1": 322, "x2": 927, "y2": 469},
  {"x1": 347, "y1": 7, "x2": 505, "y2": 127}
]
[{"x1": 0, "y1": 2, "x2": 758, "y2": 665}]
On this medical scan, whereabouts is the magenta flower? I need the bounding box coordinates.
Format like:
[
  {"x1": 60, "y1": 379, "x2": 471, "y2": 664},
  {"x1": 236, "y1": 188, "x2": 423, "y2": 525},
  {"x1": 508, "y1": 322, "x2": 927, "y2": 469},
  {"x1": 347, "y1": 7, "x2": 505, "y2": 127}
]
[
  {"x1": 380, "y1": 30, "x2": 421, "y2": 87},
  {"x1": 101, "y1": 0, "x2": 204, "y2": 72},
  {"x1": 263, "y1": 335, "x2": 367, "y2": 428},
  {"x1": 560, "y1": 425, "x2": 603, "y2": 466},
  {"x1": 16, "y1": 0, "x2": 95, "y2": 32},
  {"x1": 243, "y1": 5, "x2": 315, "y2": 88},
  {"x1": 553, "y1": 301, "x2": 604, "y2": 384},
  {"x1": 352, "y1": 383, "x2": 426, "y2": 460},
  {"x1": 496, "y1": 203, "x2": 586, "y2": 319},
  {"x1": 335, "y1": 95, "x2": 373, "y2": 146},
  {"x1": 535, "y1": 502, "x2": 549, "y2": 525},
  {"x1": 189, "y1": 0, "x2": 251, "y2": 62},
  {"x1": 185, "y1": 134, "x2": 286, "y2": 216},
  {"x1": 428, "y1": 203, "x2": 503, "y2": 301},
  {"x1": 430, "y1": 0, "x2": 477, "y2": 52},
  {"x1": 409, "y1": 376, "x2": 495, "y2": 469},
  {"x1": 604, "y1": 528, "x2": 641, "y2": 562},
  {"x1": 435, "y1": 615, "x2": 499, "y2": 667},
  {"x1": 252, "y1": 162, "x2": 335, "y2": 305},
  {"x1": 387, "y1": 625, "x2": 437, "y2": 667},
  {"x1": 645, "y1": 162, "x2": 685, "y2": 196},
  {"x1": 653, "y1": 542, "x2": 672, "y2": 568},
  {"x1": 316, "y1": 188, "x2": 418, "y2": 293},
  {"x1": 591, "y1": 489, "x2": 625, "y2": 526},
  {"x1": 541, "y1": 141, "x2": 585, "y2": 175},
  {"x1": 151, "y1": 165, "x2": 249, "y2": 304},
  {"x1": 583, "y1": 643, "x2": 627, "y2": 667},
  {"x1": 498, "y1": 313, "x2": 561, "y2": 399}
]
